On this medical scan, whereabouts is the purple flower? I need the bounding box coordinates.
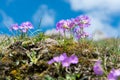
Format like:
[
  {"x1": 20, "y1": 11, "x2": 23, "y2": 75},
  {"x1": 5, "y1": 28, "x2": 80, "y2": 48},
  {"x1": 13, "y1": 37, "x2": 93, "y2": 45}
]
[
  {"x1": 53, "y1": 56, "x2": 61, "y2": 62},
  {"x1": 74, "y1": 27, "x2": 80, "y2": 34},
  {"x1": 20, "y1": 21, "x2": 33, "y2": 33},
  {"x1": 21, "y1": 29, "x2": 27, "y2": 33},
  {"x1": 74, "y1": 26, "x2": 88, "y2": 39},
  {"x1": 59, "y1": 53, "x2": 68, "y2": 61},
  {"x1": 56, "y1": 19, "x2": 75, "y2": 31},
  {"x1": 62, "y1": 58, "x2": 71, "y2": 67},
  {"x1": 48, "y1": 59, "x2": 55, "y2": 64},
  {"x1": 74, "y1": 29, "x2": 82, "y2": 39},
  {"x1": 20, "y1": 21, "x2": 33, "y2": 29},
  {"x1": 48, "y1": 53, "x2": 68, "y2": 64},
  {"x1": 66, "y1": 19, "x2": 75, "y2": 29},
  {"x1": 11, "y1": 24, "x2": 19, "y2": 31},
  {"x1": 69, "y1": 54, "x2": 78, "y2": 64},
  {"x1": 61, "y1": 54, "x2": 78, "y2": 67},
  {"x1": 53, "y1": 53, "x2": 68, "y2": 62},
  {"x1": 108, "y1": 68, "x2": 120, "y2": 80},
  {"x1": 56, "y1": 20, "x2": 68, "y2": 30},
  {"x1": 75, "y1": 15, "x2": 90, "y2": 28},
  {"x1": 84, "y1": 32, "x2": 89, "y2": 37},
  {"x1": 25, "y1": 21, "x2": 33, "y2": 29},
  {"x1": 80, "y1": 32, "x2": 89, "y2": 38},
  {"x1": 93, "y1": 60, "x2": 103, "y2": 75},
  {"x1": 48, "y1": 53, "x2": 78, "y2": 68}
]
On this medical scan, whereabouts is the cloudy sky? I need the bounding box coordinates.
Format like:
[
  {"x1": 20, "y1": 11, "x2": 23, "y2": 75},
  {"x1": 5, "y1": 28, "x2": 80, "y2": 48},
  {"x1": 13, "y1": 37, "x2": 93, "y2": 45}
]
[{"x1": 0, "y1": 0, "x2": 120, "y2": 38}]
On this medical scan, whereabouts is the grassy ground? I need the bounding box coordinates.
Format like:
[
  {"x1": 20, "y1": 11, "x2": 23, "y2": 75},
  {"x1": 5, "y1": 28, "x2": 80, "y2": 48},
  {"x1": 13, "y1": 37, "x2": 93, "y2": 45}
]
[{"x1": 0, "y1": 33, "x2": 120, "y2": 80}]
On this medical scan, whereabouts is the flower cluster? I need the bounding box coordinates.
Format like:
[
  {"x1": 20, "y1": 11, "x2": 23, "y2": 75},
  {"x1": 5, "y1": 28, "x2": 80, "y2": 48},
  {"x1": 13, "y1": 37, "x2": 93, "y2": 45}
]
[
  {"x1": 48, "y1": 53, "x2": 78, "y2": 67},
  {"x1": 11, "y1": 21, "x2": 33, "y2": 33},
  {"x1": 75, "y1": 15, "x2": 90, "y2": 28},
  {"x1": 93, "y1": 60, "x2": 120, "y2": 80},
  {"x1": 56, "y1": 15, "x2": 90, "y2": 40}
]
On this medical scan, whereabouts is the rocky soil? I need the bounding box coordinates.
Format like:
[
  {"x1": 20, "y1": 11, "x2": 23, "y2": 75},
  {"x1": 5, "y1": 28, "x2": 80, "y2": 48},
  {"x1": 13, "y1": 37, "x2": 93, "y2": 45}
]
[{"x1": 0, "y1": 37, "x2": 120, "y2": 80}]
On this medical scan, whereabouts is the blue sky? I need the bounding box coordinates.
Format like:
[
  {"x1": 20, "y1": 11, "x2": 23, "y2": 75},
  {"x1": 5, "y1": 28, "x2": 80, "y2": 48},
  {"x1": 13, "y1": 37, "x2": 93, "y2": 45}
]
[{"x1": 0, "y1": 0, "x2": 120, "y2": 39}]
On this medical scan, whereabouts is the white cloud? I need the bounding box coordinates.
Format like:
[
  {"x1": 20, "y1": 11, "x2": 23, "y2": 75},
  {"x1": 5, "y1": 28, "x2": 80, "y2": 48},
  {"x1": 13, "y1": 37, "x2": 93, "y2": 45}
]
[
  {"x1": 84, "y1": 12, "x2": 119, "y2": 37},
  {"x1": 0, "y1": 10, "x2": 14, "y2": 28},
  {"x1": 66, "y1": 0, "x2": 120, "y2": 39},
  {"x1": 33, "y1": 5, "x2": 55, "y2": 28},
  {"x1": 67, "y1": 0, "x2": 120, "y2": 13}
]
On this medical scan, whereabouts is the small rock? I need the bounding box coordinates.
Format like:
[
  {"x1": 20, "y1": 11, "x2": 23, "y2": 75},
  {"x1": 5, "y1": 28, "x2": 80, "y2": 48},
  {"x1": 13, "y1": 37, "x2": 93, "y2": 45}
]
[
  {"x1": 40, "y1": 48, "x2": 49, "y2": 54},
  {"x1": 44, "y1": 38, "x2": 58, "y2": 46}
]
